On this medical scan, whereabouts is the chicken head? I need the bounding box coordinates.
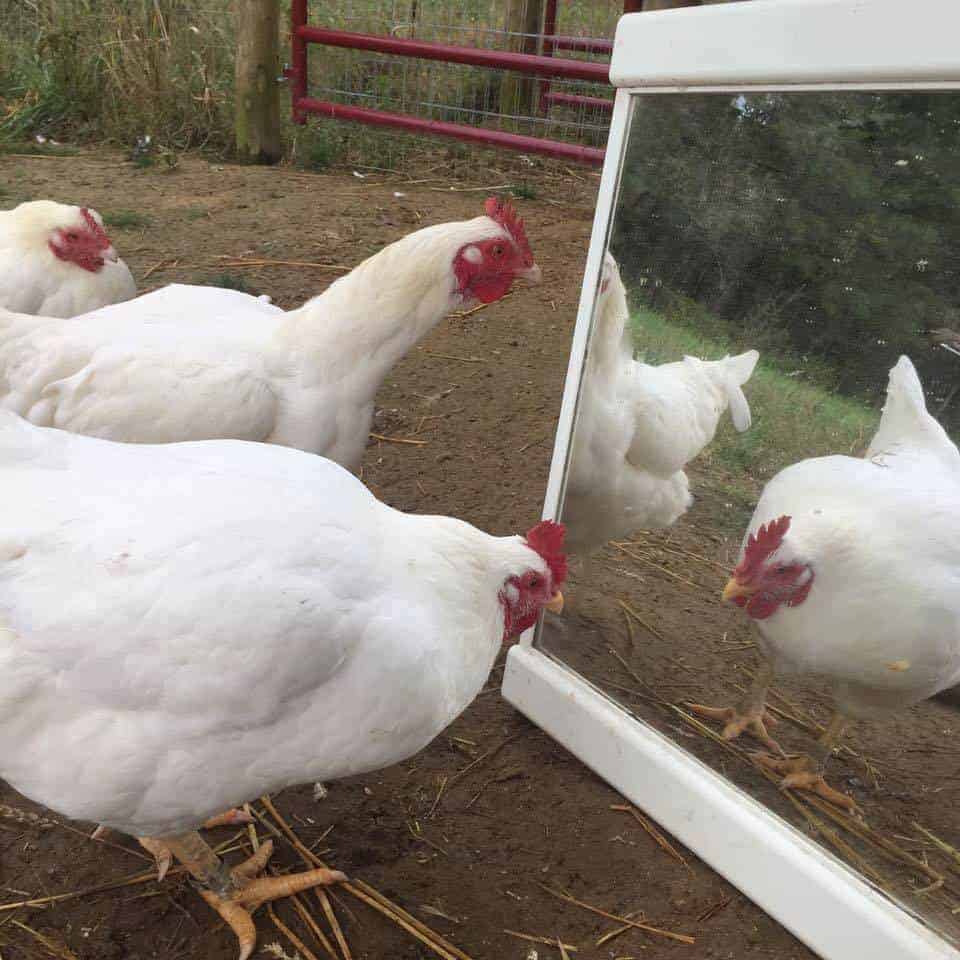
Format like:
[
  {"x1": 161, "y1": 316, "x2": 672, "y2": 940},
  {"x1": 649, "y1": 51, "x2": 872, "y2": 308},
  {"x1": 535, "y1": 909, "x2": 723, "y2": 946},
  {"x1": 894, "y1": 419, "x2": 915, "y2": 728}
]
[
  {"x1": 500, "y1": 519, "x2": 567, "y2": 638},
  {"x1": 453, "y1": 197, "x2": 542, "y2": 304},
  {"x1": 48, "y1": 207, "x2": 118, "y2": 273},
  {"x1": 722, "y1": 515, "x2": 814, "y2": 620}
]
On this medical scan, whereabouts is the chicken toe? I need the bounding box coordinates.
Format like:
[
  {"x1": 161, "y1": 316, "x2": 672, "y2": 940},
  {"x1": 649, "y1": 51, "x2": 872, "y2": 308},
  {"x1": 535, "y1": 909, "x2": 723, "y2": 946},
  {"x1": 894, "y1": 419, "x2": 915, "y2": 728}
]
[
  {"x1": 150, "y1": 831, "x2": 346, "y2": 960},
  {"x1": 751, "y1": 752, "x2": 858, "y2": 812},
  {"x1": 134, "y1": 807, "x2": 252, "y2": 833},
  {"x1": 200, "y1": 807, "x2": 255, "y2": 829},
  {"x1": 688, "y1": 702, "x2": 784, "y2": 754},
  {"x1": 97, "y1": 806, "x2": 254, "y2": 877},
  {"x1": 201, "y1": 854, "x2": 346, "y2": 960},
  {"x1": 139, "y1": 836, "x2": 174, "y2": 882}
]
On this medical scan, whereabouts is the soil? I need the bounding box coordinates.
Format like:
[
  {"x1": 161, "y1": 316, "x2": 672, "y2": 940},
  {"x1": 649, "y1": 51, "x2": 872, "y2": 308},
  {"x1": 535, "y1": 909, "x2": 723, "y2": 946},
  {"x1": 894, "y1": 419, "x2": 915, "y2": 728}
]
[{"x1": 0, "y1": 148, "x2": 849, "y2": 960}]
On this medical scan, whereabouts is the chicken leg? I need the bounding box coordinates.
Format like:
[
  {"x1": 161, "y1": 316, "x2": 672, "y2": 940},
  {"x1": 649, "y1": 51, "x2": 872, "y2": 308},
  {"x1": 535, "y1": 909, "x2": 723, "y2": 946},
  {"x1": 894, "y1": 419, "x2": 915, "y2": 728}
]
[
  {"x1": 93, "y1": 808, "x2": 255, "y2": 881},
  {"x1": 752, "y1": 711, "x2": 857, "y2": 812},
  {"x1": 688, "y1": 659, "x2": 784, "y2": 754},
  {"x1": 146, "y1": 829, "x2": 345, "y2": 960},
  {"x1": 555, "y1": 553, "x2": 592, "y2": 619}
]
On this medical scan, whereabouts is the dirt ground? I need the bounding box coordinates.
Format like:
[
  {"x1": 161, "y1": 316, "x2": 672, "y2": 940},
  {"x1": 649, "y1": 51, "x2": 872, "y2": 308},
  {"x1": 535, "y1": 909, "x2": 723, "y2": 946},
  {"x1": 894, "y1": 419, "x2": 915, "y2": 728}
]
[{"x1": 0, "y1": 148, "x2": 833, "y2": 960}]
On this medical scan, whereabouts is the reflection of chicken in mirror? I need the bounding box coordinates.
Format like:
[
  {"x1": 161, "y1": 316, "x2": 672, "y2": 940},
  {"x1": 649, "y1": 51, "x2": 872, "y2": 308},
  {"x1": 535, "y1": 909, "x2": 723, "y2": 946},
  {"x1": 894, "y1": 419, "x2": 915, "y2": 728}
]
[
  {"x1": 561, "y1": 251, "x2": 759, "y2": 603},
  {"x1": 692, "y1": 356, "x2": 960, "y2": 812}
]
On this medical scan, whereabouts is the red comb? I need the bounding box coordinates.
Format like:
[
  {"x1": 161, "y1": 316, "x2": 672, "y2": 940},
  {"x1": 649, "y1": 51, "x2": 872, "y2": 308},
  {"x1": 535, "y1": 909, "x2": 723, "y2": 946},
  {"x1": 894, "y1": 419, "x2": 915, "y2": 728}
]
[
  {"x1": 484, "y1": 196, "x2": 534, "y2": 266},
  {"x1": 525, "y1": 520, "x2": 567, "y2": 586},
  {"x1": 735, "y1": 515, "x2": 791, "y2": 580},
  {"x1": 80, "y1": 208, "x2": 111, "y2": 250}
]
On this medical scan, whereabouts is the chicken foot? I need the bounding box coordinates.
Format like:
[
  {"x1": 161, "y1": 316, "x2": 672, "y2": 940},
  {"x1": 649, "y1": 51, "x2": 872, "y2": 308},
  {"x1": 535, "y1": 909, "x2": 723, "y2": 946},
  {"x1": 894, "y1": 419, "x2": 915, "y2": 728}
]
[
  {"x1": 147, "y1": 829, "x2": 346, "y2": 960},
  {"x1": 688, "y1": 659, "x2": 784, "y2": 754},
  {"x1": 92, "y1": 808, "x2": 255, "y2": 881},
  {"x1": 752, "y1": 711, "x2": 857, "y2": 812}
]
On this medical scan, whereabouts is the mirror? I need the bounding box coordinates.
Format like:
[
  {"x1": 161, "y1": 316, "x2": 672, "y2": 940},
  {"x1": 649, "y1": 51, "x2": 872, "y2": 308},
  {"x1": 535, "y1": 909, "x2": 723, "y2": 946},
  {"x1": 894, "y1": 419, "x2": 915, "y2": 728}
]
[{"x1": 538, "y1": 90, "x2": 960, "y2": 944}]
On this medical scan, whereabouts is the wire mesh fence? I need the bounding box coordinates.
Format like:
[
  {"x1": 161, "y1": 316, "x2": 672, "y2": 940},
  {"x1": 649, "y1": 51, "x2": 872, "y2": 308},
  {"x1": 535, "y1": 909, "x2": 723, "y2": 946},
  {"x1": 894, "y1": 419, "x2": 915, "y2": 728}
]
[{"x1": 301, "y1": 0, "x2": 618, "y2": 152}]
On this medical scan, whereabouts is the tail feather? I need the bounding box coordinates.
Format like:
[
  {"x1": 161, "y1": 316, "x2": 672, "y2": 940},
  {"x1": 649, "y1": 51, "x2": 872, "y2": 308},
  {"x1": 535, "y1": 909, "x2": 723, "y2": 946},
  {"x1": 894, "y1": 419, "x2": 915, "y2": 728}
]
[
  {"x1": 714, "y1": 350, "x2": 759, "y2": 432},
  {"x1": 866, "y1": 355, "x2": 960, "y2": 466},
  {"x1": 725, "y1": 375, "x2": 753, "y2": 432},
  {"x1": 885, "y1": 354, "x2": 926, "y2": 418}
]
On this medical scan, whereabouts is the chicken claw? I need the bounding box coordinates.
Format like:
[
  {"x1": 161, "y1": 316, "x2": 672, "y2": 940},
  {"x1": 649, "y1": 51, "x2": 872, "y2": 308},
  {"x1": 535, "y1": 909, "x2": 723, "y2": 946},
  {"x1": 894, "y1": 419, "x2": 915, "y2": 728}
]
[
  {"x1": 149, "y1": 832, "x2": 346, "y2": 960},
  {"x1": 200, "y1": 843, "x2": 345, "y2": 960},
  {"x1": 98, "y1": 808, "x2": 256, "y2": 881},
  {"x1": 94, "y1": 807, "x2": 253, "y2": 841},
  {"x1": 687, "y1": 702, "x2": 784, "y2": 755},
  {"x1": 751, "y1": 752, "x2": 858, "y2": 812},
  {"x1": 138, "y1": 836, "x2": 174, "y2": 882},
  {"x1": 199, "y1": 807, "x2": 255, "y2": 829}
]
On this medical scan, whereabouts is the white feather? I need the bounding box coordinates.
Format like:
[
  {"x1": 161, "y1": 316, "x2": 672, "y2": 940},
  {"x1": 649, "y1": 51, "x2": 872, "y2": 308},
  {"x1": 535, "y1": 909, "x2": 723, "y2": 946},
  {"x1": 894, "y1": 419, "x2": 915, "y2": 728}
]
[
  {"x1": 0, "y1": 212, "x2": 517, "y2": 472},
  {"x1": 0, "y1": 413, "x2": 552, "y2": 837},
  {"x1": 0, "y1": 201, "x2": 136, "y2": 317},
  {"x1": 740, "y1": 355, "x2": 960, "y2": 718},
  {"x1": 563, "y1": 252, "x2": 759, "y2": 554}
]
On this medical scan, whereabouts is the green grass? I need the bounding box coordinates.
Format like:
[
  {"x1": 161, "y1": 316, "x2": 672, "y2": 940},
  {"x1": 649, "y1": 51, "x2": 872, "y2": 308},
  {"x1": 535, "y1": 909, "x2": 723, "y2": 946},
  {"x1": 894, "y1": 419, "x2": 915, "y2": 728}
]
[
  {"x1": 630, "y1": 305, "x2": 881, "y2": 510},
  {"x1": 209, "y1": 273, "x2": 252, "y2": 293},
  {"x1": 1, "y1": 0, "x2": 235, "y2": 154},
  {"x1": 511, "y1": 182, "x2": 537, "y2": 200},
  {"x1": 296, "y1": 129, "x2": 341, "y2": 171},
  {"x1": 101, "y1": 209, "x2": 152, "y2": 230}
]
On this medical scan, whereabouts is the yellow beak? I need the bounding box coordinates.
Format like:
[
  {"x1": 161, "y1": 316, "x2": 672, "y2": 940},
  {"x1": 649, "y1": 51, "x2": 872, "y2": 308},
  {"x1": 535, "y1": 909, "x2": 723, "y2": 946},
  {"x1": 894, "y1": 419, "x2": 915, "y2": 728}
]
[
  {"x1": 545, "y1": 590, "x2": 564, "y2": 614},
  {"x1": 721, "y1": 578, "x2": 756, "y2": 603},
  {"x1": 515, "y1": 263, "x2": 543, "y2": 284}
]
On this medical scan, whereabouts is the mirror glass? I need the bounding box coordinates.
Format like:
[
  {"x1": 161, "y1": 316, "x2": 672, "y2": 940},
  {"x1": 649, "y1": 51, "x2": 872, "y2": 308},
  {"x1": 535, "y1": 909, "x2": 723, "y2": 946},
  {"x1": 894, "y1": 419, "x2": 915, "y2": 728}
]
[{"x1": 538, "y1": 90, "x2": 960, "y2": 943}]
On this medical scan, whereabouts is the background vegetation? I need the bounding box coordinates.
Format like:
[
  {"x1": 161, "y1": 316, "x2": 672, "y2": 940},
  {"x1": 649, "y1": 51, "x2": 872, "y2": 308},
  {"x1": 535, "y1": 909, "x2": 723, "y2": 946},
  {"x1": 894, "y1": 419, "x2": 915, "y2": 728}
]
[
  {"x1": 0, "y1": 0, "x2": 614, "y2": 169},
  {"x1": 0, "y1": 0, "x2": 236, "y2": 152},
  {"x1": 613, "y1": 92, "x2": 960, "y2": 430}
]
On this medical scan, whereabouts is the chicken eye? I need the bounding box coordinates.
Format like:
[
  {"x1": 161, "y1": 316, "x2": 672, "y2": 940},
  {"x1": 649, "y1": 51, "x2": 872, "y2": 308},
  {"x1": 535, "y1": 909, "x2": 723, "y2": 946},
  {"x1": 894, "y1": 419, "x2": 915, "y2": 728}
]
[
  {"x1": 66, "y1": 232, "x2": 79, "y2": 241},
  {"x1": 491, "y1": 243, "x2": 505, "y2": 258},
  {"x1": 528, "y1": 575, "x2": 541, "y2": 589},
  {"x1": 774, "y1": 565, "x2": 787, "y2": 575}
]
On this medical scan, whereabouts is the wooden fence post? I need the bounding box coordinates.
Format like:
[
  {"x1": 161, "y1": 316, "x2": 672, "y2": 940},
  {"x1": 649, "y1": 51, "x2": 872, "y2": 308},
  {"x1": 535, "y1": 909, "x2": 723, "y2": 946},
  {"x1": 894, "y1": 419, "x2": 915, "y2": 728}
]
[
  {"x1": 500, "y1": 0, "x2": 546, "y2": 122},
  {"x1": 235, "y1": 0, "x2": 282, "y2": 164}
]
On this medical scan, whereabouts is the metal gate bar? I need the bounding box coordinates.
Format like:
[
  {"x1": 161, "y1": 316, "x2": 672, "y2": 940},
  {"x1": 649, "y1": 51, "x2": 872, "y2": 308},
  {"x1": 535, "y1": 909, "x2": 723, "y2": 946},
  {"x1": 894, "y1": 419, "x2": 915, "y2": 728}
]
[
  {"x1": 541, "y1": 92, "x2": 613, "y2": 112},
  {"x1": 538, "y1": 0, "x2": 615, "y2": 118},
  {"x1": 289, "y1": 7, "x2": 610, "y2": 165},
  {"x1": 294, "y1": 26, "x2": 609, "y2": 81},
  {"x1": 296, "y1": 98, "x2": 606, "y2": 164}
]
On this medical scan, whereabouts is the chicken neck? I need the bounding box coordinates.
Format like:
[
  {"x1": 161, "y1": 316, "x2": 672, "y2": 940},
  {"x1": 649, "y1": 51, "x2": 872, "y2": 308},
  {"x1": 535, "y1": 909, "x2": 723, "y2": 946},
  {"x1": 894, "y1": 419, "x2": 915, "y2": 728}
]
[{"x1": 278, "y1": 239, "x2": 462, "y2": 395}]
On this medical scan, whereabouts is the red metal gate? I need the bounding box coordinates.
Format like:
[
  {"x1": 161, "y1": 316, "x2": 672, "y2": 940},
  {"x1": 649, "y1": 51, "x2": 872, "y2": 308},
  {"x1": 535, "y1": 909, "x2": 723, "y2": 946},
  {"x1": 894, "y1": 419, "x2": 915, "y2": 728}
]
[
  {"x1": 538, "y1": 0, "x2": 617, "y2": 116},
  {"x1": 286, "y1": 1, "x2": 616, "y2": 166}
]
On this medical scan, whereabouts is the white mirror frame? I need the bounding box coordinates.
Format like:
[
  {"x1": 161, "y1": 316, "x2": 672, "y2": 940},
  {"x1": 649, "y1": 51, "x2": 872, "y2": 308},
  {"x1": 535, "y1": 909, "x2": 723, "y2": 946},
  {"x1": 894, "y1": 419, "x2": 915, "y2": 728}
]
[{"x1": 502, "y1": 1, "x2": 960, "y2": 957}]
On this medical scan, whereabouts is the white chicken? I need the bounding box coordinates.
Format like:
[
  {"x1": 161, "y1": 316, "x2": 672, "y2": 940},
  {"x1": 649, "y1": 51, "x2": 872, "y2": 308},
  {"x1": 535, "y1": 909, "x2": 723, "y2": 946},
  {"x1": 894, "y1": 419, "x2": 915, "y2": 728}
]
[
  {"x1": 0, "y1": 197, "x2": 540, "y2": 471},
  {"x1": 563, "y1": 251, "x2": 758, "y2": 556},
  {"x1": 691, "y1": 355, "x2": 960, "y2": 810},
  {"x1": 0, "y1": 201, "x2": 136, "y2": 316},
  {"x1": 0, "y1": 412, "x2": 566, "y2": 959}
]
